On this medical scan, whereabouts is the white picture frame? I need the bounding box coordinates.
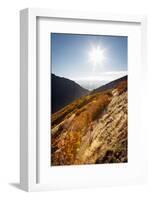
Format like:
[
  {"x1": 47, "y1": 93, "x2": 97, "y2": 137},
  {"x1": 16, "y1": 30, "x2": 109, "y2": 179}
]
[{"x1": 20, "y1": 8, "x2": 147, "y2": 191}]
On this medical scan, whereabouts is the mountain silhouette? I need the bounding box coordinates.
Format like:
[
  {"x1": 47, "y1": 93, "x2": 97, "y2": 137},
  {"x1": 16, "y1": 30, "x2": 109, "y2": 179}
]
[
  {"x1": 51, "y1": 74, "x2": 89, "y2": 113},
  {"x1": 92, "y1": 75, "x2": 127, "y2": 94}
]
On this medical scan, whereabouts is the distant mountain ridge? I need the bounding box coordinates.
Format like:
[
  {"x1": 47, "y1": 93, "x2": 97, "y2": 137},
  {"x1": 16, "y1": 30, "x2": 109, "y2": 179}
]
[
  {"x1": 92, "y1": 75, "x2": 127, "y2": 94},
  {"x1": 51, "y1": 74, "x2": 89, "y2": 113}
]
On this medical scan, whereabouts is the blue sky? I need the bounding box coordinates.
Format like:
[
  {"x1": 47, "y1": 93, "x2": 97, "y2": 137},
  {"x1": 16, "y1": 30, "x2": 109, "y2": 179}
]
[{"x1": 51, "y1": 33, "x2": 127, "y2": 82}]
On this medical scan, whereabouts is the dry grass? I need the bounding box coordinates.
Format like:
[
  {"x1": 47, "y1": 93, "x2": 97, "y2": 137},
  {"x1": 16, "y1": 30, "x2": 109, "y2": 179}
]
[
  {"x1": 51, "y1": 79, "x2": 128, "y2": 166},
  {"x1": 51, "y1": 93, "x2": 97, "y2": 128},
  {"x1": 51, "y1": 92, "x2": 112, "y2": 165},
  {"x1": 117, "y1": 80, "x2": 127, "y2": 95}
]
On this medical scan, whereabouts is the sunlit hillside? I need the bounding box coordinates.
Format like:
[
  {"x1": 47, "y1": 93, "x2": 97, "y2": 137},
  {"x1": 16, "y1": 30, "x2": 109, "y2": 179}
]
[{"x1": 51, "y1": 76, "x2": 128, "y2": 166}]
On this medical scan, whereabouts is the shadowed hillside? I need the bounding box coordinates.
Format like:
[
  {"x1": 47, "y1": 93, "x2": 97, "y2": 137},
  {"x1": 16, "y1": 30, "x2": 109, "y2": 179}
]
[
  {"x1": 51, "y1": 74, "x2": 89, "y2": 113},
  {"x1": 51, "y1": 76, "x2": 128, "y2": 166},
  {"x1": 92, "y1": 75, "x2": 127, "y2": 94}
]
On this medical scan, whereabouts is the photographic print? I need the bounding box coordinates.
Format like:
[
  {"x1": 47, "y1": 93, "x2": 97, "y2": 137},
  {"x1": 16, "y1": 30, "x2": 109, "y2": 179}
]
[{"x1": 51, "y1": 33, "x2": 128, "y2": 166}]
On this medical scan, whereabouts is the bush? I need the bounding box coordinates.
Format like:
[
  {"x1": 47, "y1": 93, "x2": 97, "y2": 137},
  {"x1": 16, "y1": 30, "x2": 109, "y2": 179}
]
[
  {"x1": 90, "y1": 94, "x2": 110, "y2": 121},
  {"x1": 117, "y1": 80, "x2": 127, "y2": 95}
]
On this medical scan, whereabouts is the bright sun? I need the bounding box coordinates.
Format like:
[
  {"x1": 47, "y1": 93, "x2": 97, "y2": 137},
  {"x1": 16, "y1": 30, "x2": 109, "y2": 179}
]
[{"x1": 88, "y1": 45, "x2": 106, "y2": 67}]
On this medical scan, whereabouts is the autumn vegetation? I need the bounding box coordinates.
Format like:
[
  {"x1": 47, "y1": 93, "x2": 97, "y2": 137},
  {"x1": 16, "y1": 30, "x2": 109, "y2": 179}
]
[{"x1": 51, "y1": 77, "x2": 128, "y2": 166}]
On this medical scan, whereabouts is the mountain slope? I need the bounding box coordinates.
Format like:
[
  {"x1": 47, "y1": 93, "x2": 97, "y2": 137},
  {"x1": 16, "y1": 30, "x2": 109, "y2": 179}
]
[
  {"x1": 92, "y1": 75, "x2": 127, "y2": 94},
  {"x1": 51, "y1": 76, "x2": 128, "y2": 165},
  {"x1": 51, "y1": 74, "x2": 89, "y2": 113}
]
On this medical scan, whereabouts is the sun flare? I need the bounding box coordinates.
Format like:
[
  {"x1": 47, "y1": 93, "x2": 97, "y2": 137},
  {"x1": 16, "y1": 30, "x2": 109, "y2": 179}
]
[{"x1": 88, "y1": 45, "x2": 106, "y2": 67}]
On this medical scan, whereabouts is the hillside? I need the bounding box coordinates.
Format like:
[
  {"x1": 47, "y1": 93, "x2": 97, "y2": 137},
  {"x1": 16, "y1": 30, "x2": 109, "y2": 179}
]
[
  {"x1": 51, "y1": 74, "x2": 89, "y2": 113},
  {"x1": 92, "y1": 75, "x2": 127, "y2": 94},
  {"x1": 51, "y1": 76, "x2": 128, "y2": 166}
]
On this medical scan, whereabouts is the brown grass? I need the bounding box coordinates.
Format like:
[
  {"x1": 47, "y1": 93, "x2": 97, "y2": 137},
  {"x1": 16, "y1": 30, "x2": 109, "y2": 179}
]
[
  {"x1": 51, "y1": 79, "x2": 128, "y2": 166},
  {"x1": 51, "y1": 92, "x2": 112, "y2": 165},
  {"x1": 117, "y1": 80, "x2": 127, "y2": 95}
]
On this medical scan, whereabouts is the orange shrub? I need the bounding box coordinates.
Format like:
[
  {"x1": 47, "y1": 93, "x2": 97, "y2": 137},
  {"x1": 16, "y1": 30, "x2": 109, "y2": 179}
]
[
  {"x1": 117, "y1": 80, "x2": 127, "y2": 95},
  {"x1": 90, "y1": 94, "x2": 111, "y2": 121}
]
